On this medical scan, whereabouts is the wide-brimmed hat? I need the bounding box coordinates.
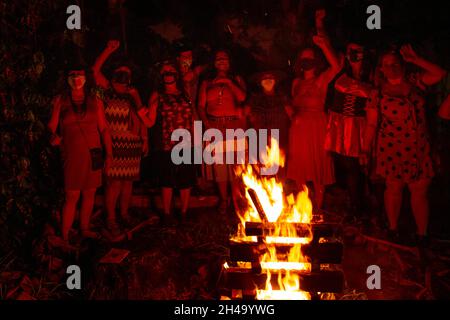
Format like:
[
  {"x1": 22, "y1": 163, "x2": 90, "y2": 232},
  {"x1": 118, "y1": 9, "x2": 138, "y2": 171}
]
[{"x1": 250, "y1": 70, "x2": 286, "y2": 83}]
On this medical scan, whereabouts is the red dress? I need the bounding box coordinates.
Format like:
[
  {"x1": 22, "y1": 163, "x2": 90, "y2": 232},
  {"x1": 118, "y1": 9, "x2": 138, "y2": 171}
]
[
  {"x1": 287, "y1": 75, "x2": 335, "y2": 186},
  {"x1": 59, "y1": 94, "x2": 102, "y2": 190}
]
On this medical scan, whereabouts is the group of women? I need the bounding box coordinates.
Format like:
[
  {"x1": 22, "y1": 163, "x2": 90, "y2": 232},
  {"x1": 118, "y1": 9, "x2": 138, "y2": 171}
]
[{"x1": 48, "y1": 10, "x2": 448, "y2": 246}]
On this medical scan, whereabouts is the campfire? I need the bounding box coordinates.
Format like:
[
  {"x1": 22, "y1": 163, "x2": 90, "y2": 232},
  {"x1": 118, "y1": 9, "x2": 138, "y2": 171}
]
[{"x1": 219, "y1": 140, "x2": 344, "y2": 300}]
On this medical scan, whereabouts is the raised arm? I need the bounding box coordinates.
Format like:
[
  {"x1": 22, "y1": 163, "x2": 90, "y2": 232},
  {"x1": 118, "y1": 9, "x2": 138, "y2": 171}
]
[
  {"x1": 137, "y1": 91, "x2": 158, "y2": 128},
  {"x1": 313, "y1": 10, "x2": 342, "y2": 85},
  {"x1": 92, "y1": 40, "x2": 120, "y2": 88},
  {"x1": 400, "y1": 44, "x2": 447, "y2": 86}
]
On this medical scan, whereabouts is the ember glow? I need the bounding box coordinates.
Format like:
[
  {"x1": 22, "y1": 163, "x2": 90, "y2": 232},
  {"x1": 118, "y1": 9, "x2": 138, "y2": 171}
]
[{"x1": 230, "y1": 138, "x2": 314, "y2": 300}]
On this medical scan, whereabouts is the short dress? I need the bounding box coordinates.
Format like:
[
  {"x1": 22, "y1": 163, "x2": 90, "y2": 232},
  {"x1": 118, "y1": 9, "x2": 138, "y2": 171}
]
[
  {"x1": 59, "y1": 94, "x2": 102, "y2": 191},
  {"x1": 102, "y1": 89, "x2": 143, "y2": 181},
  {"x1": 325, "y1": 74, "x2": 369, "y2": 158},
  {"x1": 368, "y1": 85, "x2": 434, "y2": 183}
]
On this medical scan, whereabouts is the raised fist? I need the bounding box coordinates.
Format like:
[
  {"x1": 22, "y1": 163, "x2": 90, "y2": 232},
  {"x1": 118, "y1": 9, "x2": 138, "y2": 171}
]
[
  {"x1": 106, "y1": 40, "x2": 120, "y2": 52},
  {"x1": 315, "y1": 9, "x2": 326, "y2": 21}
]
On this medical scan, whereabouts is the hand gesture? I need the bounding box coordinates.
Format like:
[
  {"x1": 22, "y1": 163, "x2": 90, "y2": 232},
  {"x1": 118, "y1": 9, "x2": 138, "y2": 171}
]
[
  {"x1": 106, "y1": 40, "x2": 120, "y2": 53},
  {"x1": 312, "y1": 35, "x2": 329, "y2": 48},
  {"x1": 400, "y1": 44, "x2": 419, "y2": 64},
  {"x1": 315, "y1": 9, "x2": 326, "y2": 21}
]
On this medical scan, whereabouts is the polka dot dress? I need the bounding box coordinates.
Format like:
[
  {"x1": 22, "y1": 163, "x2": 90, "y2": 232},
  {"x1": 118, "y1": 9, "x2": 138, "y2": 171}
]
[{"x1": 371, "y1": 88, "x2": 434, "y2": 182}]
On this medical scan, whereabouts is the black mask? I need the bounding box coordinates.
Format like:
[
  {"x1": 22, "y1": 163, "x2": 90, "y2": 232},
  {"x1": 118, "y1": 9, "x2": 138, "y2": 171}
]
[
  {"x1": 348, "y1": 49, "x2": 364, "y2": 63},
  {"x1": 299, "y1": 58, "x2": 316, "y2": 71},
  {"x1": 112, "y1": 71, "x2": 131, "y2": 85},
  {"x1": 162, "y1": 72, "x2": 177, "y2": 84}
]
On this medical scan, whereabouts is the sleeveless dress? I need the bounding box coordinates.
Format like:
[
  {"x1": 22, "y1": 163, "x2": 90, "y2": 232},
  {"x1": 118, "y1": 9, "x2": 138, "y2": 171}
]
[
  {"x1": 287, "y1": 75, "x2": 334, "y2": 186},
  {"x1": 325, "y1": 74, "x2": 369, "y2": 157},
  {"x1": 103, "y1": 89, "x2": 142, "y2": 181},
  {"x1": 59, "y1": 94, "x2": 102, "y2": 190},
  {"x1": 369, "y1": 86, "x2": 434, "y2": 182}
]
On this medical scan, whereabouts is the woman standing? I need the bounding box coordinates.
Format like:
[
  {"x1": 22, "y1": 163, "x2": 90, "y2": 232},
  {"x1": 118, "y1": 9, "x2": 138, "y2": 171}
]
[
  {"x1": 92, "y1": 40, "x2": 148, "y2": 235},
  {"x1": 287, "y1": 10, "x2": 342, "y2": 211},
  {"x1": 363, "y1": 45, "x2": 446, "y2": 244},
  {"x1": 197, "y1": 50, "x2": 247, "y2": 214},
  {"x1": 325, "y1": 41, "x2": 374, "y2": 222},
  {"x1": 138, "y1": 61, "x2": 195, "y2": 224},
  {"x1": 48, "y1": 63, "x2": 112, "y2": 242}
]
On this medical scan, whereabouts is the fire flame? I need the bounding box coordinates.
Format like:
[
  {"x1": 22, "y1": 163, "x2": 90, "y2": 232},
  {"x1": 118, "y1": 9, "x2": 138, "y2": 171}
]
[{"x1": 230, "y1": 138, "x2": 314, "y2": 300}]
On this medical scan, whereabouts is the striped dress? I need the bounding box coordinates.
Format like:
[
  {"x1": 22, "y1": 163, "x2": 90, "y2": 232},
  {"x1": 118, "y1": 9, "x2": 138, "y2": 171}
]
[{"x1": 103, "y1": 89, "x2": 142, "y2": 181}]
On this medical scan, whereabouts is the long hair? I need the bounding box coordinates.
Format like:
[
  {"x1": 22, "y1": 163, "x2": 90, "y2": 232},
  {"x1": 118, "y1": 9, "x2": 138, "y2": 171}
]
[
  {"x1": 374, "y1": 49, "x2": 406, "y2": 88},
  {"x1": 342, "y1": 44, "x2": 375, "y2": 83},
  {"x1": 157, "y1": 60, "x2": 190, "y2": 102},
  {"x1": 293, "y1": 46, "x2": 326, "y2": 78},
  {"x1": 203, "y1": 48, "x2": 238, "y2": 81}
]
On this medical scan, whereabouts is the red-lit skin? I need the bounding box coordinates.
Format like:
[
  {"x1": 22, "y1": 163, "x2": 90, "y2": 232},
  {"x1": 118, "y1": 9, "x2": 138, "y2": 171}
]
[
  {"x1": 438, "y1": 94, "x2": 450, "y2": 120},
  {"x1": 288, "y1": 10, "x2": 342, "y2": 210},
  {"x1": 92, "y1": 40, "x2": 148, "y2": 229},
  {"x1": 47, "y1": 69, "x2": 112, "y2": 241},
  {"x1": 197, "y1": 50, "x2": 247, "y2": 213},
  {"x1": 197, "y1": 51, "x2": 246, "y2": 128},
  {"x1": 363, "y1": 45, "x2": 447, "y2": 236}
]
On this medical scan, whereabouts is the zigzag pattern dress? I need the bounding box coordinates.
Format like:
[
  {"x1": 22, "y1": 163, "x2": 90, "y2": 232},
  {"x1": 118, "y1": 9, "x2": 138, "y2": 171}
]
[{"x1": 103, "y1": 89, "x2": 142, "y2": 181}]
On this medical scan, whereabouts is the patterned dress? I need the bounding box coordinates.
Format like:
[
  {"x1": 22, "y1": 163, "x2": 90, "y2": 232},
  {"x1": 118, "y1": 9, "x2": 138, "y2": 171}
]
[
  {"x1": 368, "y1": 85, "x2": 434, "y2": 182},
  {"x1": 102, "y1": 89, "x2": 143, "y2": 181}
]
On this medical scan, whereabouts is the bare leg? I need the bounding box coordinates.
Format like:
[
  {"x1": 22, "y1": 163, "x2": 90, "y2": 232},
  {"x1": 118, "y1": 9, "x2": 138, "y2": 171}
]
[
  {"x1": 62, "y1": 190, "x2": 81, "y2": 241},
  {"x1": 408, "y1": 179, "x2": 431, "y2": 236},
  {"x1": 119, "y1": 180, "x2": 133, "y2": 219},
  {"x1": 384, "y1": 179, "x2": 405, "y2": 231},
  {"x1": 315, "y1": 183, "x2": 325, "y2": 211},
  {"x1": 180, "y1": 188, "x2": 191, "y2": 215},
  {"x1": 162, "y1": 187, "x2": 173, "y2": 215},
  {"x1": 80, "y1": 188, "x2": 98, "y2": 237},
  {"x1": 105, "y1": 180, "x2": 121, "y2": 223}
]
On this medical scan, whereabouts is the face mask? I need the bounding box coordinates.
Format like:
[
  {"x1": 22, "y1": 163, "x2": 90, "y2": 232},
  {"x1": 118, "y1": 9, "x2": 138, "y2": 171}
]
[
  {"x1": 162, "y1": 72, "x2": 177, "y2": 84},
  {"x1": 112, "y1": 71, "x2": 131, "y2": 85},
  {"x1": 261, "y1": 79, "x2": 275, "y2": 92},
  {"x1": 68, "y1": 75, "x2": 86, "y2": 90},
  {"x1": 299, "y1": 58, "x2": 316, "y2": 71},
  {"x1": 347, "y1": 49, "x2": 364, "y2": 63}
]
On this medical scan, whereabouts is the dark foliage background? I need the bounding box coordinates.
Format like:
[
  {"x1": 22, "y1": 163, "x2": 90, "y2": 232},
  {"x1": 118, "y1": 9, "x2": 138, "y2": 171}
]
[{"x1": 0, "y1": 0, "x2": 449, "y2": 270}]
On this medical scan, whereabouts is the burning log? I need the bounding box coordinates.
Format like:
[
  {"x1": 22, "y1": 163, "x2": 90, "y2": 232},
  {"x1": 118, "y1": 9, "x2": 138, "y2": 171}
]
[
  {"x1": 220, "y1": 269, "x2": 344, "y2": 293},
  {"x1": 247, "y1": 188, "x2": 269, "y2": 223},
  {"x1": 244, "y1": 221, "x2": 335, "y2": 239},
  {"x1": 229, "y1": 240, "x2": 343, "y2": 264}
]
